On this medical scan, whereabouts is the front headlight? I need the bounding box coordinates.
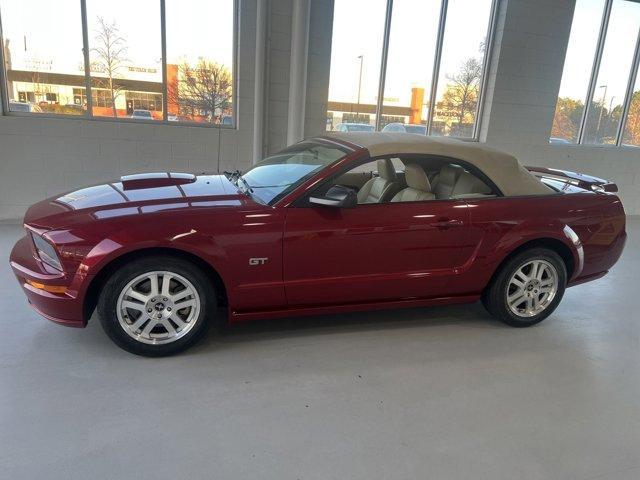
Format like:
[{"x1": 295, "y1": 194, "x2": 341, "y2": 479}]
[{"x1": 31, "y1": 233, "x2": 63, "y2": 271}]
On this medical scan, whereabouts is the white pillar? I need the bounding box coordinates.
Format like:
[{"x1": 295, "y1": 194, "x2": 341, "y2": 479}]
[
  {"x1": 252, "y1": 0, "x2": 268, "y2": 164},
  {"x1": 286, "y1": 0, "x2": 311, "y2": 145}
]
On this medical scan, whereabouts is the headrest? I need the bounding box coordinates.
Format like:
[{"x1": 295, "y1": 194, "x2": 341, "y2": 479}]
[
  {"x1": 404, "y1": 164, "x2": 431, "y2": 191},
  {"x1": 377, "y1": 159, "x2": 397, "y2": 181},
  {"x1": 453, "y1": 171, "x2": 492, "y2": 195},
  {"x1": 439, "y1": 164, "x2": 461, "y2": 186}
]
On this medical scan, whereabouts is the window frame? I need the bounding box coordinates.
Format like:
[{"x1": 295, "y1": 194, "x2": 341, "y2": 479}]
[
  {"x1": 294, "y1": 152, "x2": 503, "y2": 208},
  {"x1": 328, "y1": 0, "x2": 500, "y2": 141},
  {"x1": 555, "y1": 0, "x2": 640, "y2": 147},
  {"x1": 0, "y1": 0, "x2": 239, "y2": 128}
]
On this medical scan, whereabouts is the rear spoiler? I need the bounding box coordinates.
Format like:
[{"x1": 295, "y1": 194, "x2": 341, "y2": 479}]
[{"x1": 526, "y1": 166, "x2": 618, "y2": 193}]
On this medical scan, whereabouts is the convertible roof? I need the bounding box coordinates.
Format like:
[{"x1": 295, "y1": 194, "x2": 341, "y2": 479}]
[{"x1": 324, "y1": 132, "x2": 553, "y2": 196}]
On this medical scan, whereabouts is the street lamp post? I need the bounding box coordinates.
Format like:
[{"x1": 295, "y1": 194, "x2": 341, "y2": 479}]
[
  {"x1": 596, "y1": 84, "x2": 607, "y2": 141},
  {"x1": 356, "y1": 54, "x2": 363, "y2": 115}
]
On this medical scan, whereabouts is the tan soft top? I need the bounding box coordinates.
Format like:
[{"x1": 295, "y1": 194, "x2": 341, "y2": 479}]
[{"x1": 324, "y1": 132, "x2": 552, "y2": 196}]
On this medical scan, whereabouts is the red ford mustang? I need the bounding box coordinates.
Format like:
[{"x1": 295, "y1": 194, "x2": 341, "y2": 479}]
[{"x1": 10, "y1": 132, "x2": 626, "y2": 356}]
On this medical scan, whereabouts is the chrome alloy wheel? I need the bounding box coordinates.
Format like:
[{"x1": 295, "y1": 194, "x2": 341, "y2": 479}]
[
  {"x1": 116, "y1": 271, "x2": 201, "y2": 345},
  {"x1": 506, "y1": 259, "x2": 558, "y2": 318}
]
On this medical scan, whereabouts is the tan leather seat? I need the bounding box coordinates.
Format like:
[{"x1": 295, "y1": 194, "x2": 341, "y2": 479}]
[
  {"x1": 432, "y1": 164, "x2": 462, "y2": 199},
  {"x1": 357, "y1": 159, "x2": 400, "y2": 204},
  {"x1": 451, "y1": 171, "x2": 493, "y2": 198},
  {"x1": 391, "y1": 164, "x2": 435, "y2": 202}
]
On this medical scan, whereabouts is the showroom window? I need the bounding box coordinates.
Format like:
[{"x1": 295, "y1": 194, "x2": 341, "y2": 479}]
[
  {"x1": 326, "y1": 0, "x2": 499, "y2": 139},
  {"x1": 551, "y1": 0, "x2": 640, "y2": 147},
  {"x1": 0, "y1": 0, "x2": 236, "y2": 126}
]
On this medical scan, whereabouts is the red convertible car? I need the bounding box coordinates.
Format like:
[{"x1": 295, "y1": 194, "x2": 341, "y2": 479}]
[{"x1": 10, "y1": 132, "x2": 626, "y2": 356}]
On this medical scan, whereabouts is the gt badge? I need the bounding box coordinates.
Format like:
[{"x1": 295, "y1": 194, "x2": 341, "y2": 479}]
[{"x1": 249, "y1": 257, "x2": 268, "y2": 266}]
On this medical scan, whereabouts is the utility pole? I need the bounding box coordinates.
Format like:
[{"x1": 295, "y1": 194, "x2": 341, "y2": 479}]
[
  {"x1": 596, "y1": 84, "x2": 607, "y2": 141},
  {"x1": 356, "y1": 54, "x2": 363, "y2": 114}
]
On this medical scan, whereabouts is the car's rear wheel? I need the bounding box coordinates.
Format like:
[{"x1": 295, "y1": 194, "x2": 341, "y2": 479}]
[
  {"x1": 483, "y1": 248, "x2": 567, "y2": 327},
  {"x1": 97, "y1": 255, "x2": 216, "y2": 356}
]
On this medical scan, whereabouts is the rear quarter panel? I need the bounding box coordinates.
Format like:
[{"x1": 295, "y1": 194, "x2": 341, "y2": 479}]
[{"x1": 449, "y1": 191, "x2": 625, "y2": 295}]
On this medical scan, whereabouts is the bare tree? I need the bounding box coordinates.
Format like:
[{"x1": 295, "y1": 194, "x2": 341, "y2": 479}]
[
  {"x1": 169, "y1": 60, "x2": 232, "y2": 123},
  {"x1": 91, "y1": 17, "x2": 128, "y2": 117},
  {"x1": 440, "y1": 57, "x2": 483, "y2": 127}
]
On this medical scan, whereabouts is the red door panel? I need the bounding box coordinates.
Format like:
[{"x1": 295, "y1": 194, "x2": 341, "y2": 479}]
[{"x1": 283, "y1": 200, "x2": 471, "y2": 307}]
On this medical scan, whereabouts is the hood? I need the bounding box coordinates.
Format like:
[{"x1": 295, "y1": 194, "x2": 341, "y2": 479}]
[{"x1": 24, "y1": 172, "x2": 246, "y2": 230}]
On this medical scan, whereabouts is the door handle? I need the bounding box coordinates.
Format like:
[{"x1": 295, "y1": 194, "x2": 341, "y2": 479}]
[{"x1": 433, "y1": 218, "x2": 463, "y2": 229}]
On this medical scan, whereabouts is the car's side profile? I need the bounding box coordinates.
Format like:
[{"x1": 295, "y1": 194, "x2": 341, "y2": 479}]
[{"x1": 10, "y1": 132, "x2": 626, "y2": 356}]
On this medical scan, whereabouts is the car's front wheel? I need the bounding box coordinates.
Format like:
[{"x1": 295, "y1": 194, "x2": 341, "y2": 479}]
[
  {"x1": 97, "y1": 255, "x2": 216, "y2": 356},
  {"x1": 483, "y1": 248, "x2": 567, "y2": 327}
]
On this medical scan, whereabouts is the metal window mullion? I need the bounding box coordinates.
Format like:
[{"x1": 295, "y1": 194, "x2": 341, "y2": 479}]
[
  {"x1": 473, "y1": 0, "x2": 499, "y2": 140},
  {"x1": 0, "y1": 7, "x2": 8, "y2": 115},
  {"x1": 232, "y1": 0, "x2": 240, "y2": 128},
  {"x1": 615, "y1": 25, "x2": 640, "y2": 146},
  {"x1": 577, "y1": 0, "x2": 613, "y2": 144},
  {"x1": 427, "y1": 0, "x2": 448, "y2": 136},
  {"x1": 374, "y1": 0, "x2": 393, "y2": 131},
  {"x1": 160, "y1": 0, "x2": 168, "y2": 121},
  {"x1": 80, "y1": 0, "x2": 93, "y2": 117}
]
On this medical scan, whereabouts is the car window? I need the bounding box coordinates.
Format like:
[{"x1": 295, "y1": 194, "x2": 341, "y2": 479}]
[
  {"x1": 346, "y1": 124, "x2": 374, "y2": 132},
  {"x1": 241, "y1": 141, "x2": 349, "y2": 205},
  {"x1": 327, "y1": 157, "x2": 406, "y2": 205},
  {"x1": 404, "y1": 124, "x2": 427, "y2": 135},
  {"x1": 383, "y1": 123, "x2": 404, "y2": 132},
  {"x1": 9, "y1": 102, "x2": 30, "y2": 112}
]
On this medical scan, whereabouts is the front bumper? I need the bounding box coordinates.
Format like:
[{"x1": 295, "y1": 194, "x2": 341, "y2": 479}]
[{"x1": 10, "y1": 235, "x2": 87, "y2": 328}]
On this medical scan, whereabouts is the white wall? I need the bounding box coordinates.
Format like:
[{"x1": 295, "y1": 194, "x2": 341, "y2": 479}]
[{"x1": 1, "y1": 0, "x2": 639, "y2": 220}]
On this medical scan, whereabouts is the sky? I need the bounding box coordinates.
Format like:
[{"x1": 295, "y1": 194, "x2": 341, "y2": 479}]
[{"x1": 0, "y1": 0, "x2": 234, "y2": 81}]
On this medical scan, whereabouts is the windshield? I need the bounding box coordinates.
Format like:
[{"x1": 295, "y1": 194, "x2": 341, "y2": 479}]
[{"x1": 240, "y1": 141, "x2": 349, "y2": 204}]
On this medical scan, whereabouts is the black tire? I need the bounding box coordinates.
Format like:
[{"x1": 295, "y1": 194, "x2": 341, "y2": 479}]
[
  {"x1": 482, "y1": 248, "x2": 567, "y2": 327},
  {"x1": 97, "y1": 255, "x2": 216, "y2": 356}
]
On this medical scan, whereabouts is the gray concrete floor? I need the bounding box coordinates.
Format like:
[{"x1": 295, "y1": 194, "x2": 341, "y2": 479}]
[{"x1": 1, "y1": 220, "x2": 638, "y2": 480}]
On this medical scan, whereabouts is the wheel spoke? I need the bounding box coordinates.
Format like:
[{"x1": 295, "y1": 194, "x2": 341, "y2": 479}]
[
  {"x1": 121, "y1": 300, "x2": 146, "y2": 312},
  {"x1": 160, "y1": 318, "x2": 177, "y2": 335},
  {"x1": 130, "y1": 314, "x2": 150, "y2": 331},
  {"x1": 169, "y1": 314, "x2": 187, "y2": 329},
  {"x1": 511, "y1": 277, "x2": 526, "y2": 289},
  {"x1": 175, "y1": 299, "x2": 196, "y2": 311},
  {"x1": 141, "y1": 319, "x2": 158, "y2": 337},
  {"x1": 515, "y1": 269, "x2": 529, "y2": 283},
  {"x1": 525, "y1": 297, "x2": 534, "y2": 314},
  {"x1": 529, "y1": 261, "x2": 540, "y2": 280},
  {"x1": 508, "y1": 292, "x2": 527, "y2": 308},
  {"x1": 531, "y1": 295, "x2": 540, "y2": 309},
  {"x1": 161, "y1": 274, "x2": 173, "y2": 296},
  {"x1": 127, "y1": 289, "x2": 149, "y2": 303},
  {"x1": 172, "y1": 287, "x2": 194, "y2": 303},
  {"x1": 149, "y1": 274, "x2": 159, "y2": 296}
]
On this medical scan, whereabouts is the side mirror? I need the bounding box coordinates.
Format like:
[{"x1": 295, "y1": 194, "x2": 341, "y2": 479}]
[{"x1": 309, "y1": 185, "x2": 357, "y2": 208}]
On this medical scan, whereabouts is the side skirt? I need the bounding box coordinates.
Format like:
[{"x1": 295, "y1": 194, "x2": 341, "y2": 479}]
[{"x1": 228, "y1": 294, "x2": 480, "y2": 323}]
